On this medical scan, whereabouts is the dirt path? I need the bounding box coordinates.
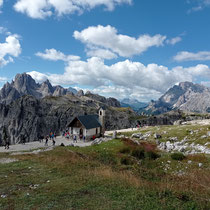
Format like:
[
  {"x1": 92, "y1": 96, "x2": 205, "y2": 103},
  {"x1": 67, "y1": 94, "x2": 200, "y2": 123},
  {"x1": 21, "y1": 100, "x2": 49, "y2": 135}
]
[
  {"x1": 184, "y1": 119, "x2": 210, "y2": 125},
  {"x1": 0, "y1": 136, "x2": 92, "y2": 153},
  {"x1": 105, "y1": 128, "x2": 139, "y2": 135}
]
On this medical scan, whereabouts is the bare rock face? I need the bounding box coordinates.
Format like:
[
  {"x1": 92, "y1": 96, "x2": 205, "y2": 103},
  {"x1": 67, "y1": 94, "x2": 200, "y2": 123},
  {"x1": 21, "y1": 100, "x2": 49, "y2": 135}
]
[
  {"x1": 144, "y1": 82, "x2": 210, "y2": 114},
  {"x1": 0, "y1": 73, "x2": 74, "y2": 104},
  {"x1": 76, "y1": 90, "x2": 84, "y2": 97},
  {"x1": 84, "y1": 92, "x2": 121, "y2": 107},
  {"x1": 0, "y1": 73, "x2": 131, "y2": 145},
  {"x1": 0, "y1": 95, "x2": 137, "y2": 145}
]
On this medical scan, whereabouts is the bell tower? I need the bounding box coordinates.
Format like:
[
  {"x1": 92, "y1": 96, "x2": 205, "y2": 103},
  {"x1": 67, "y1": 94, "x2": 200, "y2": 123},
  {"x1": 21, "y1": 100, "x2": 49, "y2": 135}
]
[{"x1": 99, "y1": 107, "x2": 106, "y2": 136}]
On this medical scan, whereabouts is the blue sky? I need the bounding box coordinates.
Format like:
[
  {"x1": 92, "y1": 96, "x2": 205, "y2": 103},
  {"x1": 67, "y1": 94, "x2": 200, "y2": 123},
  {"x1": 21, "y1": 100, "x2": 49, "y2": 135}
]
[{"x1": 1, "y1": 0, "x2": 210, "y2": 102}]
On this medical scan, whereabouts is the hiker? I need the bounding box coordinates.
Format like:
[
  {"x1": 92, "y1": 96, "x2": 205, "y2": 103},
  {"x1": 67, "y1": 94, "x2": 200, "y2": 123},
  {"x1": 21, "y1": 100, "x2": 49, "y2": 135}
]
[
  {"x1": 5, "y1": 138, "x2": 10, "y2": 150},
  {"x1": 45, "y1": 136, "x2": 49, "y2": 146},
  {"x1": 73, "y1": 135, "x2": 77, "y2": 143},
  {"x1": 22, "y1": 136, "x2": 26, "y2": 145},
  {"x1": 39, "y1": 135, "x2": 44, "y2": 143}
]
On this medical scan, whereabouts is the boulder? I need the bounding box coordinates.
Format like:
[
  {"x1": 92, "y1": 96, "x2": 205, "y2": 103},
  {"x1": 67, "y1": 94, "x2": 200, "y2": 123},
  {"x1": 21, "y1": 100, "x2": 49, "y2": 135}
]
[
  {"x1": 154, "y1": 133, "x2": 162, "y2": 139},
  {"x1": 131, "y1": 133, "x2": 143, "y2": 138}
]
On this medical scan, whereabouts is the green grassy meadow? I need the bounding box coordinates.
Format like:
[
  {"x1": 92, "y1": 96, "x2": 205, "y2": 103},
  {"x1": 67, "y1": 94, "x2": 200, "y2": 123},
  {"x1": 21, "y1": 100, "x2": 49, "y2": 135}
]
[{"x1": 0, "y1": 124, "x2": 210, "y2": 209}]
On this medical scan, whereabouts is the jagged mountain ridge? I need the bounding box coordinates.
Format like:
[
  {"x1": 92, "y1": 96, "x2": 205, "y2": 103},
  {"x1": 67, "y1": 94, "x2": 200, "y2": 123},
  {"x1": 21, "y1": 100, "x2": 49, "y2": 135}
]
[
  {"x1": 0, "y1": 73, "x2": 77, "y2": 104},
  {"x1": 0, "y1": 73, "x2": 120, "y2": 107},
  {"x1": 143, "y1": 81, "x2": 210, "y2": 114}
]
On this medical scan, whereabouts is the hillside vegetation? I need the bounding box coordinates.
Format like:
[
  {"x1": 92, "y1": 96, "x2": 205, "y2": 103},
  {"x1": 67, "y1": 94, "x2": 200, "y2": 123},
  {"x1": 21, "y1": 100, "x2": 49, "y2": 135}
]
[{"x1": 0, "y1": 124, "x2": 210, "y2": 210}]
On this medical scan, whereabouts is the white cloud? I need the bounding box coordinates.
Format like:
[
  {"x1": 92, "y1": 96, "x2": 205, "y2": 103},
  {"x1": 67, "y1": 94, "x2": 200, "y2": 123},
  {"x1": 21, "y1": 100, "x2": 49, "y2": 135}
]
[
  {"x1": 0, "y1": 34, "x2": 22, "y2": 67},
  {"x1": 27, "y1": 71, "x2": 48, "y2": 83},
  {"x1": 166, "y1": 36, "x2": 182, "y2": 45},
  {"x1": 35, "y1": 48, "x2": 80, "y2": 61},
  {"x1": 14, "y1": 0, "x2": 132, "y2": 19},
  {"x1": 174, "y1": 51, "x2": 210, "y2": 62},
  {"x1": 86, "y1": 48, "x2": 117, "y2": 60},
  {"x1": 73, "y1": 25, "x2": 166, "y2": 58},
  {"x1": 0, "y1": 0, "x2": 3, "y2": 7},
  {"x1": 29, "y1": 53, "x2": 210, "y2": 101}
]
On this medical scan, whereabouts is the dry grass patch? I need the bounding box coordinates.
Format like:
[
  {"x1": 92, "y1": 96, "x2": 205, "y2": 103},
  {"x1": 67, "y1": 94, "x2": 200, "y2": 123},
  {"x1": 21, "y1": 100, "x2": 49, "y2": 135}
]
[
  {"x1": 187, "y1": 154, "x2": 208, "y2": 163},
  {"x1": 90, "y1": 166, "x2": 143, "y2": 188}
]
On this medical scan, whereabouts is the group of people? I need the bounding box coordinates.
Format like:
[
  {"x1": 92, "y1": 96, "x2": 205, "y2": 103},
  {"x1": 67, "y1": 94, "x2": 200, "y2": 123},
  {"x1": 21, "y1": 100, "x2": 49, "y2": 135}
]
[
  {"x1": 63, "y1": 130, "x2": 86, "y2": 142},
  {"x1": 44, "y1": 132, "x2": 56, "y2": 146}
]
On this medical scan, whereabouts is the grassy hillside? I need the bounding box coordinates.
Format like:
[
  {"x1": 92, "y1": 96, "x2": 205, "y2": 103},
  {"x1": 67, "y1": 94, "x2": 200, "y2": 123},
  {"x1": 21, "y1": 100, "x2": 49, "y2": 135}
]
[{"x1": 0, "y1": 132, "x2": 210, "y2": 209}]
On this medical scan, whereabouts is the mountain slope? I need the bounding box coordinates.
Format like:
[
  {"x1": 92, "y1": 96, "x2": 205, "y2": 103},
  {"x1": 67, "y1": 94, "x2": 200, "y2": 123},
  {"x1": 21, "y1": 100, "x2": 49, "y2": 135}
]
[
  {"x1": 0, "y1": 94, "x2": 136, "y2": 145},
  {"x1": 143, "y1": 82, "x2": 210, "y2": 114}
]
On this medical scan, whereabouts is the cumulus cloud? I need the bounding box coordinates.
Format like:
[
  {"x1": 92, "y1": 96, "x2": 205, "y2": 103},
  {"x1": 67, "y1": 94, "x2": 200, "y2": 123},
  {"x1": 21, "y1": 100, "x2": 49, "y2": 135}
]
[
  {"x1": 0, "y1": 0, "x2": 3, "y2": 7},
  {"x1": 28, "y1": 54, "x2": 210, "y2": 101},
  {"x1": 35, "y1": 48, "x2": 80, "y2": 62},
  {"x1": 0, "y1": 34, "x2": 22, "y2": 67},
  {"x1": 166, "y1": 36, "x2": 182, "y2": 45},
  {"x1": 14, "y1": 0, "x2": 132, "y2": 19},
  {"x1": 73, "y1": 25, "x2": 166, "y2": 58},
  {"x1": 174, "y1": 51, "x2": 210, "y2": 62},
  {"x1": 86, "y1": 48, "x2": 117, "y2": 60}
]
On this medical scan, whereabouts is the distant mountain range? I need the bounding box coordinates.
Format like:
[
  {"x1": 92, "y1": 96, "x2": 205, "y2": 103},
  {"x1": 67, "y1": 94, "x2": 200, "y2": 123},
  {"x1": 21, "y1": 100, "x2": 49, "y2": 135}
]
[
  {"x1": 120, "y1": 98, "x2": 148, "y2": 111},
  {"x1": 142, "y1": 81, "x2": 210, "y2": 114}
]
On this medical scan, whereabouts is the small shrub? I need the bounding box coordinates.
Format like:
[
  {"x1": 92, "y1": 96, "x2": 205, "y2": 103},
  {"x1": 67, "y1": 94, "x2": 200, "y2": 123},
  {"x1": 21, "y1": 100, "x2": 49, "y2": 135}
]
[
  {"x1": 120, "y1": 157, "x2": 132, "y2": 165},
  {"x1": 131, "y1": 148, "x2": 145, "y2": 160},
  {"x1": 99, "y1": 152, "x2": 117, "y2": 165},
  {"x1": 146, "y1": 151, "x2": 161, "y2": 160},
  {"x1": 171, "y1": 152, "x2": 186, "y2": 161},
  {"x1": 119, "y1": 147, "x2": 131, "y2": 154}
]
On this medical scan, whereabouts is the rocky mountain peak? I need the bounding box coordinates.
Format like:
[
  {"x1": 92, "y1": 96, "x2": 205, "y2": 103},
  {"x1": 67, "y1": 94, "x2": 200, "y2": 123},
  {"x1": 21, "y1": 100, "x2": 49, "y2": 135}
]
[
  {"x1": 13, "y1": 73, "x2": 38, "y2": 93},
  {"x1": 76, "y1": 90, "x2": 84, "y2": 97},
  {"x1": 143, "y1": 81, "x2": 210, "y2": 114}
]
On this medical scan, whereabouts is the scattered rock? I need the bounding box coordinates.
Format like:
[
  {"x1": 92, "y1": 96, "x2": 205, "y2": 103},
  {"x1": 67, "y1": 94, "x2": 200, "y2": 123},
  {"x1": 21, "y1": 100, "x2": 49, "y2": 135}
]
[
  {"x1": 154, "y1": 133, "x2": 162, "y2": 139},
  {"x1": 131, "y1": 133, "x2": 143, "y2": 138},
  {"x1": 173, "y1": 120, "x2": 182, "y2": 125},
  {"x1": 91, "y1": 137, "x2": 112, "y2": 146},
  {"x1": 169, "y1": 137, "x2": 178, "y2": 142},
  {"x1": 1, "y1": 194, "x2": 7, "y2": 198},
  {"x1": 201, "y1": 135, "x2": 207, "y2": 139},
  {"x1": 198, "y1": 163, "x2": 203, "y2": 167}
]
